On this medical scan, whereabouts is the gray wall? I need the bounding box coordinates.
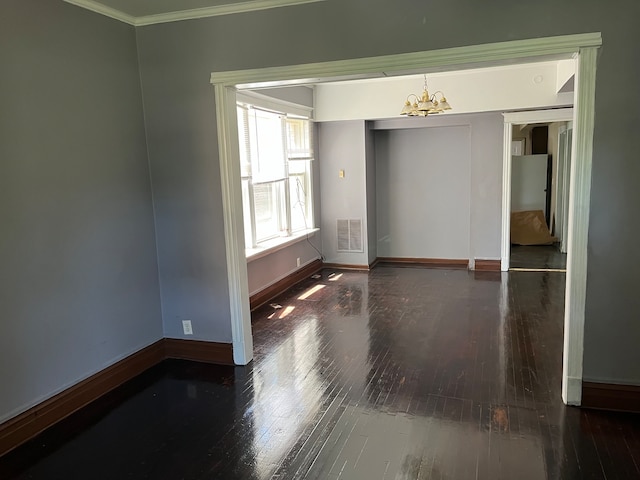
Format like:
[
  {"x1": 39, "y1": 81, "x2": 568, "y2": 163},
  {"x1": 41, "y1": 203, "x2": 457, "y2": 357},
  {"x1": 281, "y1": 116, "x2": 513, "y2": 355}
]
[
  {"x1": 135, "y1": 29, "x2": 232, "y2": 342},
  {"x1": 317, "y1": 121, "x2": 370, "y2": 265},
  {"x1": 467, "y1": 114, "x2": 504, "y2": 261},
  {"x1": 0, "y1": 0, "x2": 162, "y2": 422},
  {"x1": 247, "y1": 237, "x2": 321, "y2": 296},
  {"x1": 375, "y1": 126, "x2": 472, "y2": 259},
  {"x1": 373, "y1": 113, "x2": 504, "y2": 262},
  {"x1": 134, "y1": 0, "x2": 640, "y2": 384}
]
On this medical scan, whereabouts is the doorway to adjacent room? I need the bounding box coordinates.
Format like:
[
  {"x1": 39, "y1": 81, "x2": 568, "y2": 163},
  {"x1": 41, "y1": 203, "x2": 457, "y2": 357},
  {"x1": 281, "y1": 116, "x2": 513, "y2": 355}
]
[{"x1": 507, "y1": 116, "x2": 573, "y2": 272}]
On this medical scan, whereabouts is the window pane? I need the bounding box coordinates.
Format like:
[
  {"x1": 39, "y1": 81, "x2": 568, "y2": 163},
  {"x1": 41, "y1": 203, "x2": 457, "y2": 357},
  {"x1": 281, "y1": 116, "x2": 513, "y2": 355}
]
[
  {"x1": 288, "y1": 159, "x2": 307, "y2": 175},
  {"x1": 286, "y1": 118, "x2": 313, "y2": 160},
  {"x1": 252, "y1": 109, "x2": 286, "y2": 183},
  {"x1": 254, "y1": 181, "x2": 287, "y2": 242}
]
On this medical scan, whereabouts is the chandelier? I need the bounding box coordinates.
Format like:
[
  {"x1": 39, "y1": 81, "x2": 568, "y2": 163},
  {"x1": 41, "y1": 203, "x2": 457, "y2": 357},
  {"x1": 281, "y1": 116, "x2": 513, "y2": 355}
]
[{"x1": 400, "y1": 75, "x2": 452, "y2": 116}]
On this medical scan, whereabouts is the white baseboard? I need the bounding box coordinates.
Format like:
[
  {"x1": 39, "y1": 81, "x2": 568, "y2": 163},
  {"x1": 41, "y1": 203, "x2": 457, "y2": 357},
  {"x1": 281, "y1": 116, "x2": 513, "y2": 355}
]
[{"x1": 563, "y1": 375, "x2": 582, "y2": 406}]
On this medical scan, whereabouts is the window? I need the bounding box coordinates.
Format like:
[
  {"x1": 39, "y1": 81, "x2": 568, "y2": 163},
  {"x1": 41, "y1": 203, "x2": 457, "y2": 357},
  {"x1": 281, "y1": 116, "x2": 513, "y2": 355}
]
[{"x1": 237, "y1": 103, "x2": 314, "y2": 250}]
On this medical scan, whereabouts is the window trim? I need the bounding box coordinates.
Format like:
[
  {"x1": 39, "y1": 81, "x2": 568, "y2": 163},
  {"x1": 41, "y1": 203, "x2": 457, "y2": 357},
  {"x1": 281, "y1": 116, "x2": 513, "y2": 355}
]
[{"x1": 245, "y1": 227, "x2": 319, "y2": 262}]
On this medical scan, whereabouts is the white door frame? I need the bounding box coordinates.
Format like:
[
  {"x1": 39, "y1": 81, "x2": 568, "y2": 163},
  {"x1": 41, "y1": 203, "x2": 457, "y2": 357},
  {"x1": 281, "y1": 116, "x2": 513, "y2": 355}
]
[
  {"x1": 555, "y1": 124, "x2": 568, "y2": 250},
  {"x1": 559, "y1": 124, "x2": 573, "y2": 254},
  {"x1": 211, "y1": 33, "x2": 601, "y2": 406},
  {"x1": 501, "y1": 107, "x2": 574, "y2": 272}
]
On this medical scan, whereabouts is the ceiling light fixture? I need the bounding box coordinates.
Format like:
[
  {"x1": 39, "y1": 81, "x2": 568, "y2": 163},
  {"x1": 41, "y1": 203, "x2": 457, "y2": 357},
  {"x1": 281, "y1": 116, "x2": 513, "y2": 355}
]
[{"x1": 400, "y1": 75, "x2": 452, "y2": 117}]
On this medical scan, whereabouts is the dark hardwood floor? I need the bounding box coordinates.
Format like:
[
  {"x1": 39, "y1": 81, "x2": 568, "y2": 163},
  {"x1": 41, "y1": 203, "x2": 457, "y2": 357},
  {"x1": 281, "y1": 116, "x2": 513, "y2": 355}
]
[
  {"x1": 510, "y1": 244, "x2": 567, "y2": 270},
  {"x1": 1, "y1": 267, "x2": 639, "y2": 479}
]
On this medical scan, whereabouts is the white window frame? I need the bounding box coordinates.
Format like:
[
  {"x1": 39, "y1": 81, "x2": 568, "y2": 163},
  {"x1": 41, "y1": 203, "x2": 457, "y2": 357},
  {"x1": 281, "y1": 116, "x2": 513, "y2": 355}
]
[{"x1": 236, "y1": 94, "x2": 315, "y2": 257}]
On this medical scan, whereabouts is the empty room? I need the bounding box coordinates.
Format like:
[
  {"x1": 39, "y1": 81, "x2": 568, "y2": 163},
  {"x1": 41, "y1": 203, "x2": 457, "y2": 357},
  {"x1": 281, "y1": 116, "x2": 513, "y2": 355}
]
[{"x1": 1, "y1": 1, "x2": 640, "y2": 479}]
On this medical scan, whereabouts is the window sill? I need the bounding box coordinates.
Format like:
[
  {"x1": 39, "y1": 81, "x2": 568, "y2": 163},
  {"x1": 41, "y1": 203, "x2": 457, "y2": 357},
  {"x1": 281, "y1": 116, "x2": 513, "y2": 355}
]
[{"x1": 246, "y1": 228, "x2": 320, "y2": 263}]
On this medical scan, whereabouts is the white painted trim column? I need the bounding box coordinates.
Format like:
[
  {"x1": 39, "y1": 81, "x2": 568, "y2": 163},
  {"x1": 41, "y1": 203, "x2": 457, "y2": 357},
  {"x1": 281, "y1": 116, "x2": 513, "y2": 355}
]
[
  {"x1": 562, "y1": 47, "x2": 598, "y2": 405},
  {"x1": 214, "y1": 84, "x2": 253, "y2": 365},
  {"x1": 501, "y1": 121, "x2": 512, "y2": 272}
]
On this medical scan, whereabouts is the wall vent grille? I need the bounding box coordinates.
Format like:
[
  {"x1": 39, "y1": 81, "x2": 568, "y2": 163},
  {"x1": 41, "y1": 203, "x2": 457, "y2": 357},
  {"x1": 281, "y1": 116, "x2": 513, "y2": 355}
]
[{"x1": 337, "y1": 219, "x2": 363, "y2": 252}]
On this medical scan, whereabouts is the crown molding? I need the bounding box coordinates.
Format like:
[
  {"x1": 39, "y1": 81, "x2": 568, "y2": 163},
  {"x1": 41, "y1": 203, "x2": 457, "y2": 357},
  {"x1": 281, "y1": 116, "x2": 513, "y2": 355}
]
[
  {"x1": 63, "y1": 0, "x2": 136, "y2": 25},
  {"x1": 135, "y1": 0, "x2": 326, "y2": 26},
  {"x1": 65, "y1": 0, "x2": 326, "y2": 27}
]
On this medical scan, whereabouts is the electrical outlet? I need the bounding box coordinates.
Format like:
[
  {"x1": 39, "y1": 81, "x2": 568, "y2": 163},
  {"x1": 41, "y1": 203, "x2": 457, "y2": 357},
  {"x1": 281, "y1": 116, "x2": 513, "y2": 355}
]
[
  {"x1": 296, "y1": 257, "x2": 301, "y2": 267},
  {"x1": 182, "y1": 320, "x2": 193, "y2": 335}
]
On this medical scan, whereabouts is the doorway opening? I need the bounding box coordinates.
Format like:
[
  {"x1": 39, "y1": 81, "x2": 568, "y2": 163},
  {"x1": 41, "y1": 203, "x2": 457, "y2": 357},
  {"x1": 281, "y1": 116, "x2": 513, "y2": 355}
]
[
  {"x1": 212, "y1": 34, "x2": 601, "y2": 406},
  {"x1": 507, "y1": 115, "x2": 573, "y2": 272}
]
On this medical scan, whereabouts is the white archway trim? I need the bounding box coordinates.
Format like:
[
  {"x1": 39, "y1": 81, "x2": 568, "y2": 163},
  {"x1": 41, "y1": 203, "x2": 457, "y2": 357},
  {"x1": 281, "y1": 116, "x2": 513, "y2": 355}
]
[
  {"x1": 211, "y1": 33, "x2": 601, "y2": 87},
  {"x1": 503, "y1": 108, "x2": 576, "y2": 125},
  {"x1": 562, "y1": 47, "x2": 598, "y2": 405},
  {"x1": 214, "y1": 84, "x2": 253, "y2": 365},
  {"x1": 212, "y1": 34, "x2": 601, "y2": 404},
  {"x1": 501, "y1": 121, "x2": 513, "y2": 272}
]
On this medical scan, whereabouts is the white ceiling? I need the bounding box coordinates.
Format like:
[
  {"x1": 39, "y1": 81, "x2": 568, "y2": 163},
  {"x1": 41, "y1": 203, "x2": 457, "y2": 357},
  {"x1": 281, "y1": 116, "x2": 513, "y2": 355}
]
[
  {"x1": 313, "y1": 60, "x2": 576, "y2": 122},
  {"x1": 63, "y1": 0, "x2": 326, "y2": 26}
]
